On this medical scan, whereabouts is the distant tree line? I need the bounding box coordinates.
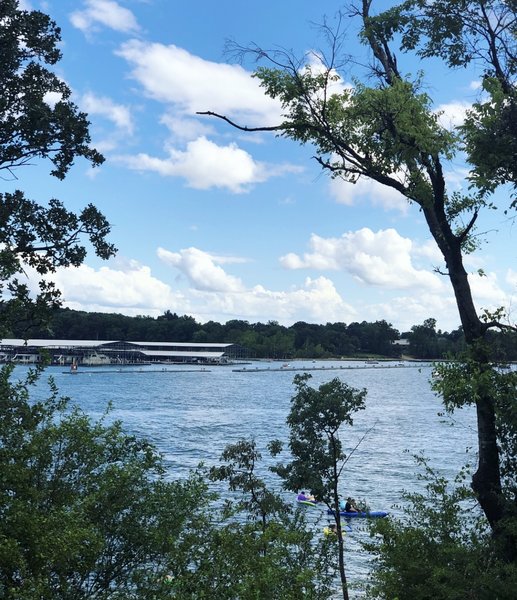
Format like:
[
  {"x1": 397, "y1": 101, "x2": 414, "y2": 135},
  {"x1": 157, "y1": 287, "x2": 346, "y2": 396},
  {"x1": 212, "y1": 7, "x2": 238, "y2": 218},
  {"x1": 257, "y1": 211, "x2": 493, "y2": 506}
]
[{"x1": 9, "y1": 308, "x2": 517, "y2": 361}]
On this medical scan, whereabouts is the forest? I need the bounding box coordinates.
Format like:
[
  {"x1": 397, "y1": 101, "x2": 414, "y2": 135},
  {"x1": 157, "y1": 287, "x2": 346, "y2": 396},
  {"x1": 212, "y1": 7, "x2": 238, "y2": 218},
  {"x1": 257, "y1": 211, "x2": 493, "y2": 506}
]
[{"x1": 9, "y1": 308, "x2": 517, "y2": 361}]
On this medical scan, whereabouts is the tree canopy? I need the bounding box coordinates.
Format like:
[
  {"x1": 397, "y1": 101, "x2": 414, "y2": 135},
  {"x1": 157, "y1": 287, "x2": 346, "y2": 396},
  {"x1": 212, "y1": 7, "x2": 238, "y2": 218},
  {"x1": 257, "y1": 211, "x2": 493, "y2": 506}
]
[
  {"x1": 0, "y1": 0, "x2": 103, "y2": 180},
  {"x1": 0, "y1": 0, "x2": 115, "y2": 337}
]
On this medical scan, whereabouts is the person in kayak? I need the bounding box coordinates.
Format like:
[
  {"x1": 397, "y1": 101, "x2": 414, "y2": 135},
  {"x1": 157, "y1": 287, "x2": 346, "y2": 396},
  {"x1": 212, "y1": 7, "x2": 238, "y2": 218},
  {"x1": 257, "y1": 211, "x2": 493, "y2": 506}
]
[
  {"x1": 297, "y1": 491, "x2": 316, "y2": 502},
  {"x1": 344, "y1": 497, "x2": 358, "y2": 512}
]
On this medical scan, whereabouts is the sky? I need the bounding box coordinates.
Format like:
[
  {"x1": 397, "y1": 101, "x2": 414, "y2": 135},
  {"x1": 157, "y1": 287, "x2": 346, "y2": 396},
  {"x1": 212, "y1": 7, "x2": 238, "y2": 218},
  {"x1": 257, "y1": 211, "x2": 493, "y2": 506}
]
[{"x1": 10, "y1": 0, "x2": 517, "y2": 333}]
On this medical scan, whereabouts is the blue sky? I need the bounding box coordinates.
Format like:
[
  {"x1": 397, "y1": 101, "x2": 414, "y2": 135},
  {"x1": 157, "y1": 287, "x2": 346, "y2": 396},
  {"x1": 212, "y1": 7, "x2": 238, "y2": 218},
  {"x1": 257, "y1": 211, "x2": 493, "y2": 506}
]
[{"x1": 12, "y1": 0, "x2": 516, "y2": 332}]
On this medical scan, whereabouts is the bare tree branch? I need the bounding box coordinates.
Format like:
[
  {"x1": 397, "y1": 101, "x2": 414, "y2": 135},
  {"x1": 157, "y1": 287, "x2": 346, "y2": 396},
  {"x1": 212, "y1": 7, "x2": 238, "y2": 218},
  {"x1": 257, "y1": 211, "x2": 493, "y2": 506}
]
[{"x1": 196, "y1": 111, "x2": 283, "y2": 132}]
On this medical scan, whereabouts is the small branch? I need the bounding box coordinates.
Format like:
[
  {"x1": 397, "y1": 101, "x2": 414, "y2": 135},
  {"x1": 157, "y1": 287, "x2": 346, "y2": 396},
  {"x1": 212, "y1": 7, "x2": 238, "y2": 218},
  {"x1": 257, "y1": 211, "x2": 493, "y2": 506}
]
[
  {"x1": 196, "y1": 111, "x2": 283, "y2": 133},
  {"x1": 458, "y1": 210, "x2": 479, "y2": 243},
  {"x1": 481, "y1": 320, "x2": 517, "y2": 333}
]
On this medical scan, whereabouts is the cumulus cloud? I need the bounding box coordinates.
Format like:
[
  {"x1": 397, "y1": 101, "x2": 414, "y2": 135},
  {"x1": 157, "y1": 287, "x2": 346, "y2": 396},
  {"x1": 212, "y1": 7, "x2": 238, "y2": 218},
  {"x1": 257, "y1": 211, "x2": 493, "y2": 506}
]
[
  {"x1": 43, "y1": 91, "x2": 63, "y2": 108},
  {"x1": 153, "y1": 246, "x2": 357, "y2": 323},
  {"x1": 198, "y1": 276, "x2": 359, "y2": 325},
  {"x1": 35, "y1": 252, "x2": 357, "y2": 325},
  {"x1": 435, "y1": 100, "x2": 471, "y2": 129},
  {"x1": 468, "y1": 271, "x2": 508, "y2": 305},
  {"x1": 22, "y1": 242, "x2": 512, "y2": 332},
  {"x1": 70, "y1": 0, "x2": 140, "y2": 34},
  {"x1": 373, "y1": 293, "x2": 459, "y2": 332},
  {"x1": 157, "y1": 247, "x2": 245, "y2": 292},
  {"x1": 116, "y1": 40, "x2": 282, "y2": 126},
  {"x1": 49, "y1": 260, "x2": 182, "y2": 316},
  {"x1": 151, "y1": 242, "x2": 464, "y2": 329},
  {"x1": 280, "y1": 228, "x2": 444, "y2": 291},
  {"x1": 329, "y1": 176, "x2": 409, "y2": 214},
  {"x1": 506, "y1": 269, "x2": 517, "y2": 288},
  {"x1": 304, "y1": 52, "x2": 352, "y2": 98},
  {"x1": 411, "y1": 239, "x2": 444, "y2": 264},
  {"x1": 111, "y1": 39, "x2": 306, "y2": 191},
  {"x1": 81, "y1": 91, "x2": 134, "y2": 134},
  {"x1": 160, "y1": 114, "x2": 215, "y2": 141},
  {"x1": 117, "y1": 136, "x2": 300, "y2": 192}
]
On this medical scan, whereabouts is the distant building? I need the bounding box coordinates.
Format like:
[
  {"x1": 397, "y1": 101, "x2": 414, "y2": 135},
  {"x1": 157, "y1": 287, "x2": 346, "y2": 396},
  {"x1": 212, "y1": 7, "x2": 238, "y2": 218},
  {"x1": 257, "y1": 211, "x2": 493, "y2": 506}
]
[{"x1": 0, "y1": 339, "x2": 249, "y2": 365}]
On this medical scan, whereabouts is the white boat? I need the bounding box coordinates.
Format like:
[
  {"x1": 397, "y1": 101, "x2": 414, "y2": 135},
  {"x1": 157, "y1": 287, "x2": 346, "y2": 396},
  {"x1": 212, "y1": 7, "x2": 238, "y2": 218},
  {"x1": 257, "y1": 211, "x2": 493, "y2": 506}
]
[{"x1": 83, "y1": 352, "x2": 111, "y2": 366}]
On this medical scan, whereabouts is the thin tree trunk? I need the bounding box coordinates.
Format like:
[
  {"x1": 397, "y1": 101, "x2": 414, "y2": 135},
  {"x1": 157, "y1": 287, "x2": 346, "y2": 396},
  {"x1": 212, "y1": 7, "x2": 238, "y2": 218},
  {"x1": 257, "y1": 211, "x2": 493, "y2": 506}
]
[{"x1": 331, "y1": 435, "x2": 349, "y2": 600}]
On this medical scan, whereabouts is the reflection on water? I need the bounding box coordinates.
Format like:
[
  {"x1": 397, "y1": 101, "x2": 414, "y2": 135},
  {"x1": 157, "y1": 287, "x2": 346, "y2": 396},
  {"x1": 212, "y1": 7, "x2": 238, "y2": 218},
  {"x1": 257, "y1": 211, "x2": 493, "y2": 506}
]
[{"x1": 21, "y1": 360, "x2": 477, "y2": 594}]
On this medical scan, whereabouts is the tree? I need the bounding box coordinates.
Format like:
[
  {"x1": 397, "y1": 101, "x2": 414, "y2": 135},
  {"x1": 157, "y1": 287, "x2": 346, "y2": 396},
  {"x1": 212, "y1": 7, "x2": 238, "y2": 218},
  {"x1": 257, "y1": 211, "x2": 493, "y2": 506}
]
[
  {"x1": 270, "y1": 373, "x2": 367, "y2": 600},
  {"x1": 0, "y1": 362, "x2": 212, "y2": 599},
  {"x1": 365, "y1": 456, "x2": 517, "y2": 599},
  {"x1": 209, "y1": 438, "x2": 335, "y2": 599},
  {"x1": 392, "y1": 0, "x2": 517, "y2": 204},
  {"x1": 210, "y1": 438, "x2": 289, "y2": 532},
  {"x1": 0, "y1": 1, "x2": 103, "y2": 179},
  {"x1": 0, "y1": 192, "x2": 115, "y2": 337},
  {"x1": 200, "y1": 0, "x2": 517, "y2": 557},
  {"x1": 0, "y1": 1, "x2": 115, "y2": 336},
  {"x1": 407, "y1": 317, "x2": 439, "y2": 358}
]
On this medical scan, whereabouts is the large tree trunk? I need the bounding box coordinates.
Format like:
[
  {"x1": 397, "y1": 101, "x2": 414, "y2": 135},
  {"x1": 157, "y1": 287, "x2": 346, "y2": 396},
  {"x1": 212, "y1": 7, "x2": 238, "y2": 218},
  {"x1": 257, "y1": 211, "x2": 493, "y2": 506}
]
[{"x1": 423, "y1": 206, "x2": 515, "y2": 558}]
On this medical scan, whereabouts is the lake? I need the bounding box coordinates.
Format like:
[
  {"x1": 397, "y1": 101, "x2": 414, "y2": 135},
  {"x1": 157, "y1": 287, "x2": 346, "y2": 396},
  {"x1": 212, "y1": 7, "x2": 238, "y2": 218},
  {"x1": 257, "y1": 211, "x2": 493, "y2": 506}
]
[{"x1": 23, "y1": 359, "x2": 478, "y2": 595}]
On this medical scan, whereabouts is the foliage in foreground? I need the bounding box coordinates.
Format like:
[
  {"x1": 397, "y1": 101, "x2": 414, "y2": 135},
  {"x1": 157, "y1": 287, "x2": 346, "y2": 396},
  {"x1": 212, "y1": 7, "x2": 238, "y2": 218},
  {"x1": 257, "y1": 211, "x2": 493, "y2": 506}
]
[
  {"x1": 365, "y1": 457, "x2": 517, "y2": 600},
  {"x1": 0, "y1": 365, "x2": 335, "y2": 599},
  {"x1": 0, "y1": 363, "x2": 205, "y2": 599}
]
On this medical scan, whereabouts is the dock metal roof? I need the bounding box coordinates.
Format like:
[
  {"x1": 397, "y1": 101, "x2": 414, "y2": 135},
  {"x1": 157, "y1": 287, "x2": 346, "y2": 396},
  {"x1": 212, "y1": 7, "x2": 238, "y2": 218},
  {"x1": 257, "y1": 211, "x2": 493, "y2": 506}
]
[{"x1": 0, "y1": 339, "x2": 234, "y2": 350}]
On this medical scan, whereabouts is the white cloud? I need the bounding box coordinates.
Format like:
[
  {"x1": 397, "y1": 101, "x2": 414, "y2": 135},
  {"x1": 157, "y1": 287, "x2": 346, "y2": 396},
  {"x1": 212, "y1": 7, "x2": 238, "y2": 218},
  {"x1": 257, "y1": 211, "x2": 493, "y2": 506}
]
[
  {"x1": 435, "y1": 101, "x2": 471, "y2": 129},
  {"x1": 280, "y1": 228, "x2": 444, "y2": 291},
  {"x1": 187, "y1": 275, "x2": 359, "y2": 325},
  {"x1": 35, "y1": 252, "x2": 357, "y2": 325},
  {"x1": 329, "y1": 176, "x2": 409, "y2": 214},
  {"x1": 157, "y1": 247, "x2": 245, "y2": 292},
  {"x1": 49, "y1": 260, "x2": 181, "y2": 316},
  {"x1": 506, "y1": 269, "x2": 517, "y2": 288},
  {"x1": 81, "y1": 91, "x2": 134, "y2": 134},
  {"x1": 411, "y1": 239, "x2": 444, "y2": 264},
  {"x1": 373, "y1": 293, "x2": 459, "y2": 332},
  {"x1": 304, "y1": 52, "x2": 352, "y2": 98},
  {"x1": 469, "y1": 271, "x2": 508, "y2": 305},
  {"x1": 117, "y1": 136, "x2": 300, "y2": 192},
  {"x1": 154, "y1": 246, "x2": 357, "y2": 323},
  {"x1": 112, "y1": 40, "x2": 305, "y2": 191},
  {"x1": 160, "y1": 114, "x2": 214, "y2": 141},
  {"x1": 43, "y1": 91, "x2": 63, "y2": 107},
  {"x1": 70, "y1": 0, "x2": 140, "y2": 34},
  {"x1": 21, "y1": 244, "x2": 512, "y2": 332},
  {"x1": 116, "y1": 40, "x2": 282, "y2": 126}
]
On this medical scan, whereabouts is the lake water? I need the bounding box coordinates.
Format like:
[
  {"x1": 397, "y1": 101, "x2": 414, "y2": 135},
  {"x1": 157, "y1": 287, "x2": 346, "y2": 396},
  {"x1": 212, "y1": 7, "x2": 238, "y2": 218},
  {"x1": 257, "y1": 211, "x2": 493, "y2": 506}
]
[{"x1": 23, "y1": 359, "x2": 478, "y2": 596}]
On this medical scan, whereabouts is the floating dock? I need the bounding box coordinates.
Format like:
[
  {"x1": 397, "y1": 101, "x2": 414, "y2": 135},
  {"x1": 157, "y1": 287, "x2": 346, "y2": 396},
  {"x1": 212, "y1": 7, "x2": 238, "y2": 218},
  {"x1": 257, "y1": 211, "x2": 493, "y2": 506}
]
[
  {"x1": 232, "y1": 363, "x2": 418, "y2": 373},
  {"x1": 63, "y1": 368, "x2": 212, "y2": 375}
]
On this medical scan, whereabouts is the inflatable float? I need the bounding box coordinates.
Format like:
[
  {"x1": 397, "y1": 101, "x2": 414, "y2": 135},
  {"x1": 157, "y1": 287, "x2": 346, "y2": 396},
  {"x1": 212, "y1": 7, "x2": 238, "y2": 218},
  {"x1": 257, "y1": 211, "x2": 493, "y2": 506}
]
[
  {"x1": 297, "y1": 497, "x2": 319, "y2": 507},
  {"x1": 296, "y1": 493, "x2": 318, "y2": 507}
]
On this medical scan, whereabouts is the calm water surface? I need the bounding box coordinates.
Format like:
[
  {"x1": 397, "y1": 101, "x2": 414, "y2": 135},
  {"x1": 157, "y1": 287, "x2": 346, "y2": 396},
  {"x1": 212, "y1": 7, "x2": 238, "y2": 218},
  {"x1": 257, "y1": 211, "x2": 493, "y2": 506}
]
[{"x1": 25, "y1": 360, "x2": 477, "y2": 596}]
